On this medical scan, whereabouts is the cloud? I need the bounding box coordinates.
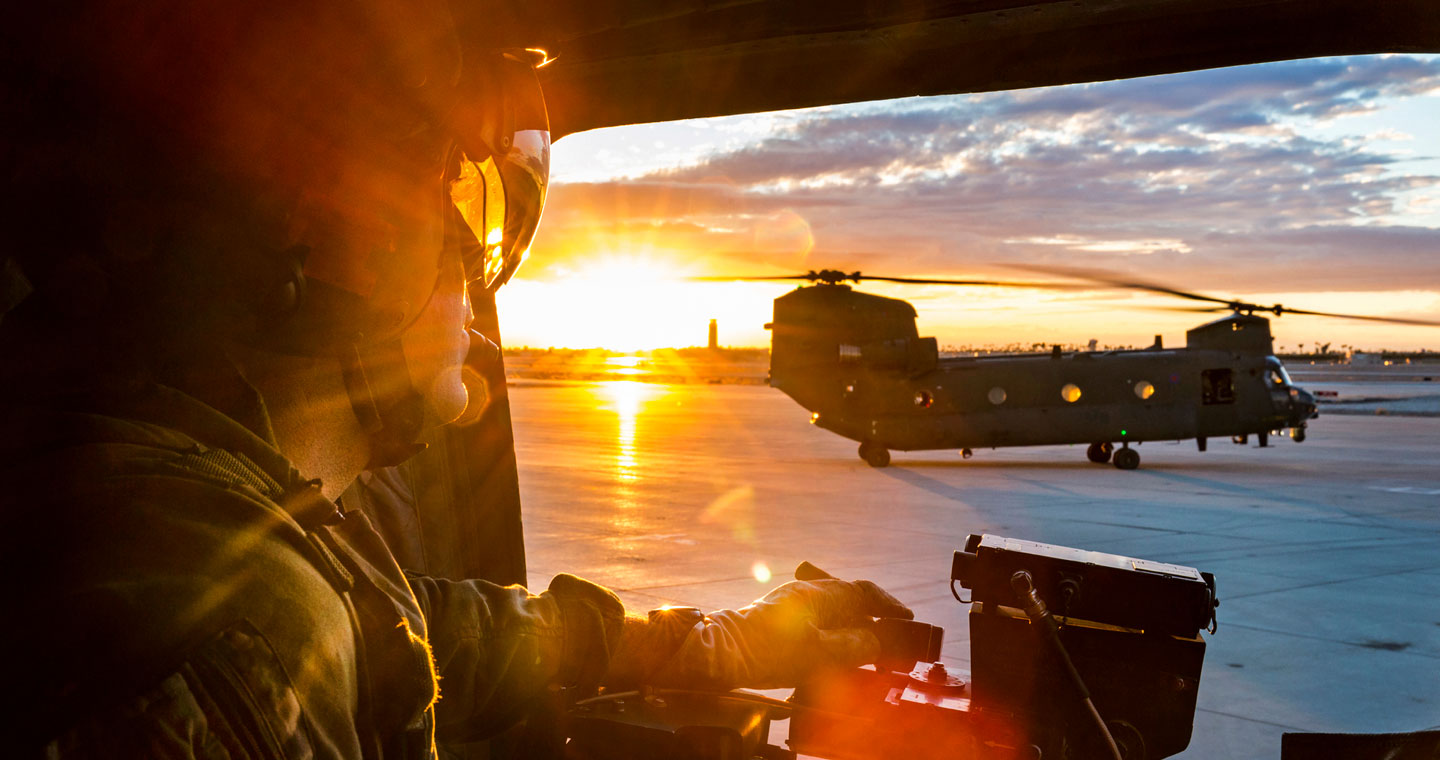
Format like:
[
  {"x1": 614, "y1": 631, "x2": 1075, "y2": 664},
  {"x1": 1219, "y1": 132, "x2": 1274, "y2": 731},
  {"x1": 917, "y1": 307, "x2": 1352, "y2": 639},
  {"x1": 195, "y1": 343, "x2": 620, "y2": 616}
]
[
  {"x1": 530, "y1": 56, "x2": 1440, "y2": 297},
  {"x1": 1006, "y1": 235, "x2": 1194, "y2": 255}
]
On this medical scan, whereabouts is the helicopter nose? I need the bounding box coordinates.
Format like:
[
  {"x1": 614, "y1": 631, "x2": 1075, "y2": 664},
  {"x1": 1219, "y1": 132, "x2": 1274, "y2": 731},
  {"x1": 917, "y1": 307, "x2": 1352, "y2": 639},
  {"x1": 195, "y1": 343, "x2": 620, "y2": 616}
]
[{"x1": 1293, "y1": 387, "x2": 1318, "y2": 420}]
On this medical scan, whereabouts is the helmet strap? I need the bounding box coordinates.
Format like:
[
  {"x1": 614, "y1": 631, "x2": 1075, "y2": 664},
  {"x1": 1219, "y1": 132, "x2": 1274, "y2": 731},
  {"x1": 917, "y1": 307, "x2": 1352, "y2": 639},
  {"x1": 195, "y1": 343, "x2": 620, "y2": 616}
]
[{"x1": 339, "y1": 339, "x2": 428, "y2": 468}]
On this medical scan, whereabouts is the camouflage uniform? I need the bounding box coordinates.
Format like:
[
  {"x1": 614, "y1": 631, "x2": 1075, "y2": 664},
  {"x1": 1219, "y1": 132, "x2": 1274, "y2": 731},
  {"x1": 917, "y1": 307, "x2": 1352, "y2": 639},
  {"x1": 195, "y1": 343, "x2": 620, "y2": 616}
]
[{"x1": 2, "y1": 383, "x2": 624, "y2": 758}]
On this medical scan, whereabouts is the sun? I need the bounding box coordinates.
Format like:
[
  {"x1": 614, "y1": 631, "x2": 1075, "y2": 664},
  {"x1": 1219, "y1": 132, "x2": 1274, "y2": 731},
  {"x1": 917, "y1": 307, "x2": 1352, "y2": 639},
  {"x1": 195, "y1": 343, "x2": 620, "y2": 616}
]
[
  {"x1": 498, "y1": 255, "x2": 690, "y2": 351},
  {"x1": 497, "y1": 253, "x2": 784, "y2": 350}
]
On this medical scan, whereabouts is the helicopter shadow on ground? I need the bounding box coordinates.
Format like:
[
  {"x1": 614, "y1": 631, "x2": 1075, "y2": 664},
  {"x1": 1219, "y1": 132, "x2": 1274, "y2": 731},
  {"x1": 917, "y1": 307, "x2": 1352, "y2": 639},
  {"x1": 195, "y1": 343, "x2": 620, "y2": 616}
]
[
  {"x1": 1132, "y1": 468, "x2": 1350, "y2": 515},
  {"x1": 871, "y1": 465, "x2": 974, "y2": 504},
  {"x1": 873, "y1": 457, "x2": 1305, "y2": 509},
  {"x1": 874, "y1": 465, "x2": 1121, "y2": 510},
  {"x1": 886, "y1": 457, "x2": 1278, "y2": 473},
  {"x1": 883, "y1": 459, "x2": 1361, "y2": 533},
  {"x1": 869, "y1": 461, "x2": 1147, "y2": 506}
]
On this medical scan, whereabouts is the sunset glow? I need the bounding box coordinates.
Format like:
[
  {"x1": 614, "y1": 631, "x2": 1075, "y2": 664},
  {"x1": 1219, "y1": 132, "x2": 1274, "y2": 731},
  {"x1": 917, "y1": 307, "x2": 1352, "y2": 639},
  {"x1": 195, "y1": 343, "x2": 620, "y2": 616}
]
[
  {"x1": 502, "y1": 55, "x2": 1440, "y2": 351},
  {"x1": 498, "y1": 255, "x2": 788, "y2": 350}
]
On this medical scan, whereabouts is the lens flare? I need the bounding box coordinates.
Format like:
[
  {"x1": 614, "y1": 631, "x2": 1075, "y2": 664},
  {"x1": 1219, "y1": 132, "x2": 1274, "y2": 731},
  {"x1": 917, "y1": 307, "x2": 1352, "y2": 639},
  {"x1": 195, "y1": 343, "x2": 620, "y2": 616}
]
[
  {"x1": 752, "y1": 561, "x2": 772, "y2": 584},
  {"x1": 701, "y1": 485, "x2": 757, "y2": 543}
]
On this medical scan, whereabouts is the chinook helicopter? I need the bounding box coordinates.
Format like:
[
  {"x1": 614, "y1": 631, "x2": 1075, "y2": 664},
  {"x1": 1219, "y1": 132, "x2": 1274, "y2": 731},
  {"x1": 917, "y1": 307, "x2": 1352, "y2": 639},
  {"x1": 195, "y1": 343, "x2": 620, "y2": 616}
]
[{"x1": 710, "y1": 269, "x2": 1439, "y2": 469}]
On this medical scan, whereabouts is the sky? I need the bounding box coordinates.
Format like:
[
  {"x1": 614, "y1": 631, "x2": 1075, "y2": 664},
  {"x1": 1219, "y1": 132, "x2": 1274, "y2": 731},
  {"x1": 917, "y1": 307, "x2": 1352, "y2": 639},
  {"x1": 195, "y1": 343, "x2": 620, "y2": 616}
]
[{"x1": 497, "y1": 55, "x2": 1440, "y2": 352}]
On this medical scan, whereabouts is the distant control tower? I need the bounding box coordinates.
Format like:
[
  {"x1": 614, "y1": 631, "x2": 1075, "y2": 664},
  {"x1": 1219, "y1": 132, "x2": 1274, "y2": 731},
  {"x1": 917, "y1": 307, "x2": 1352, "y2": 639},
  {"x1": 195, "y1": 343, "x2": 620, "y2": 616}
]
[{"x1": 708, "y1": 319, "x2": 718, "y2": 350}]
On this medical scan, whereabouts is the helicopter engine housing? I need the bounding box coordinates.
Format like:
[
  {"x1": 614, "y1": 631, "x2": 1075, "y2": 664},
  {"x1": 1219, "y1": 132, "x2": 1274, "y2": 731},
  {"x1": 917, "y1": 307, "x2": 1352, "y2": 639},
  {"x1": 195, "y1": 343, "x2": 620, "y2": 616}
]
[
  {"x1": 1185, "y1": 313, "x2": 1274, "y2": 353},
  {"x1": 768, "y1": 285, "x2": 937, "y2": 435}
]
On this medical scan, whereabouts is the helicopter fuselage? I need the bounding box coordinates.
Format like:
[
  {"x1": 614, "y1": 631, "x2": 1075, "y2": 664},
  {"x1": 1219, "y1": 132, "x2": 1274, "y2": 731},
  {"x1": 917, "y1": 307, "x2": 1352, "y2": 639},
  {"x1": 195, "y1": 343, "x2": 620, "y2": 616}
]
[
  {"x1": 806, "y1": 347, "x2": 1312, "y2": 448},
  {"x1": 767, "y1": 284, "x2": 1318, "y2": 468}
]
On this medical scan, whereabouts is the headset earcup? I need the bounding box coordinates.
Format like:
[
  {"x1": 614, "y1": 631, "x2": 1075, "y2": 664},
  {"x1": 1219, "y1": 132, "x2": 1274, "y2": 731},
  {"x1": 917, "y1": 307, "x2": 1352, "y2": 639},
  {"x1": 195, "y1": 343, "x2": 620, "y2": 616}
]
[{"x1": 256, "y1": 244, "x2": 308, "y2": 323}]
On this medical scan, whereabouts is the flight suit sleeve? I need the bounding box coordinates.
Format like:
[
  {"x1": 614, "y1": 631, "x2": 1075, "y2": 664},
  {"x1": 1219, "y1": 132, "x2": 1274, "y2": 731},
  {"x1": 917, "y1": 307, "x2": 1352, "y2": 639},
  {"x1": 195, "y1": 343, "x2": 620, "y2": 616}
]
[
  {"x1": 43, "y1": 622, "x2": 332, "y2": 759},
  {"x1": 46, "y1": 671, "x2": 245, "y2": 760},
  {"x1": 404, "y1": 571, "x2": 626, "y2": 743}
]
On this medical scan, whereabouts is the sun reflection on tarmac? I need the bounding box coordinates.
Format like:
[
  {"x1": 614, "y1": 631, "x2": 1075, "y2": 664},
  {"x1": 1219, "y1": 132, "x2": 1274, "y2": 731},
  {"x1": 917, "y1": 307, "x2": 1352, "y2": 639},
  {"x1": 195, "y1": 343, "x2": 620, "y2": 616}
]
[
  {"x1": 604, "y1": 355, "x2": 647, "y2": 376},
  {"x1": 596, "y1": 381, "x2": 664, "y2": 559},
  {"x1": 599, "y1": 380, "x2": 660, "y2": 485}
]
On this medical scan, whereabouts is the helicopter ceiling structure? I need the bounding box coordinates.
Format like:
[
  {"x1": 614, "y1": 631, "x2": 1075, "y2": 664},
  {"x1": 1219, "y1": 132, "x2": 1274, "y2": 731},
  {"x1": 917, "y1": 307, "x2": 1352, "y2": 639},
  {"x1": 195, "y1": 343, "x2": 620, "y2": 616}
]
[
  {"x1": 714, "y1": 270, "x2": 1437, "y2": 469},
  {"x1": 465, "y1": 0, "x2": 1440, "y2": 139}
]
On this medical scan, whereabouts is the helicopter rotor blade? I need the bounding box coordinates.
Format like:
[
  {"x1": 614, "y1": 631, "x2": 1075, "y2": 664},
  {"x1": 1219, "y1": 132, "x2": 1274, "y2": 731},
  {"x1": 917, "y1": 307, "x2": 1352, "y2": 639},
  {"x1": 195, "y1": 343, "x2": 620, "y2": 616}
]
[
  {"x1": 690, "y1": 271, "x2": 1079, "y2": 288},
  {"x1": 1011, "y1": 264, "x2": 1440, "y2": 326},
  {"x1": 1271, "y1": 307, "x2": 1440, "y2": 326},
  {"x1": 688, "y1": 275, "x2": 816, "y2": 282},
  {"x1": 696, "y1": 266, "x2": 1440, "y2": 325},
  {"x1": 856, "y1": 274, "x2": 1080, "y2": 289},
  {"x1": 1007, "y1": 264, "x2": 1237, "y2": 306},
  {"x1": 1135, "y1": 305, "x2": 1231, "y2": 314}
]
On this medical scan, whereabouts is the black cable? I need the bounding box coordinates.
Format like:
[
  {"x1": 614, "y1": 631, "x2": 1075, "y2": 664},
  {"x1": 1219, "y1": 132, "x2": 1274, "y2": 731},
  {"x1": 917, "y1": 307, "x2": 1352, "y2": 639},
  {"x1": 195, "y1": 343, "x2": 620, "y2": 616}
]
[
  {"x1": 1082, "y1": 697, "x2": 1123, "y2": 760},
  {"x1": 1010, "y1": 571, "x2": 1122, "y2": 760}
]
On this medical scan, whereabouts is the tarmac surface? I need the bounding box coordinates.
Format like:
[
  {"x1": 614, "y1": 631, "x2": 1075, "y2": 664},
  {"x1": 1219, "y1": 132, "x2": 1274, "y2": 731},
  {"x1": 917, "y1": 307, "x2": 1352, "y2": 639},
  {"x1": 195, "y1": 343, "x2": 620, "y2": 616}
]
[
  {"x1": 1290, "y1": 365, "x2": 1440, "y2": 417},
  {"x1": 511, "y1": 378, "x2": 1440, "y2": 760}
]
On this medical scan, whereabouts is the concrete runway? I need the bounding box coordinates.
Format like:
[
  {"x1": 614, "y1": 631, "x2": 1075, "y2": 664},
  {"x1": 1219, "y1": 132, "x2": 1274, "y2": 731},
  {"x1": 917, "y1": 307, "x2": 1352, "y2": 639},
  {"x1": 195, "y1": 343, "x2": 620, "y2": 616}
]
[
  {"x1": 1291, "y1": 364, "x2": 1440, "y2": 416},
  {"x1": 511, "y1": 380, "x2": 1440, "y2": 759}
]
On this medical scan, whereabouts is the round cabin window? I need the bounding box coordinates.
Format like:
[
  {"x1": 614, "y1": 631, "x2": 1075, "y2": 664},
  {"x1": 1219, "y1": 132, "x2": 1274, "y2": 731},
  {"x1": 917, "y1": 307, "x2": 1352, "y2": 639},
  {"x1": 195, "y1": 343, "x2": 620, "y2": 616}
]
[
  {"x1": 1134, "y1": 380, "x2": 1155, "y2": 400},
  {"x1": 988, "y1": 387, "x2": 1007, "y2": 405},
  {"x1": 914, "y1": 390, "x2": 934, "y2": 408},
  {"x1": 1061, "y1": 383, "x2": 1082, "y2": 403}
]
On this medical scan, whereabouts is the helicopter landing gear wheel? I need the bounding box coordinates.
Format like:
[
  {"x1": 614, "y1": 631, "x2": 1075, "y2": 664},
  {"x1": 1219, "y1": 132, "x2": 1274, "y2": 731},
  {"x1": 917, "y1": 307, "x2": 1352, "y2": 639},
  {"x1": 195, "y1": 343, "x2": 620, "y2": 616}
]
[
  {"x1": 1086, "y1": 442, "x2": 1113, "y2": 464},
  {"x1": 1113, "y1": 447, "x2": 1140, "y2": 470},
  {"x1": 1293, "y1": 426, "x2": 1307, "y2": 443},
  {"x1": 961, "y1": 448, "x2": 974, "y2": 460},
  {"x1": 1258, "y1": 431, "x2": 1269, "y2": 448},
  {"x1": 859, "y1": 442, "x2": 890, "y2": 468}
]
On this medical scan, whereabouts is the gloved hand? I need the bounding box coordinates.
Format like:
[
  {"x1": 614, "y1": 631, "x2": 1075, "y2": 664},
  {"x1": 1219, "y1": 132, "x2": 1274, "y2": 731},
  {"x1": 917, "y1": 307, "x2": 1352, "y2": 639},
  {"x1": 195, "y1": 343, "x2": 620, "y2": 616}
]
[{"x1": 650, "y1": 578, "x2": 913, "y2": 691}]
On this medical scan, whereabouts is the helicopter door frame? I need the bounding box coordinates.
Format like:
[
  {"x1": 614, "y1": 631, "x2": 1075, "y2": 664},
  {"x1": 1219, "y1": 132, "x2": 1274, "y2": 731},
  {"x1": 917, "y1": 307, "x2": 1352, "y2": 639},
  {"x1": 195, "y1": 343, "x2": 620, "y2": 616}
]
[{"x1": 1200, "y1": 367, "x2": 1236, "y2": 405}]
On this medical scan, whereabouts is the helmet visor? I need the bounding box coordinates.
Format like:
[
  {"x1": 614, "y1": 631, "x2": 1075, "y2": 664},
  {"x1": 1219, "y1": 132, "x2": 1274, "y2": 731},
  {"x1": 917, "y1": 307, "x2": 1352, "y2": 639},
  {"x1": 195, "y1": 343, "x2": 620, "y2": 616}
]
[
  {"x1": 448, "y1": 128, "x2": 549, "y2": 290},
  {"x1": 447, "y1": 52, "x2": 550, "y2": 292}
]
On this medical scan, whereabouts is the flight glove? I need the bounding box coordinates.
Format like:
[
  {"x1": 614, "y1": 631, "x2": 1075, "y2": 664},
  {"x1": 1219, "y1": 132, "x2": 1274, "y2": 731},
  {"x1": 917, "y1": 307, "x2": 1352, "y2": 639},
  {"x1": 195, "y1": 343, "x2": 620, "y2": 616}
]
[{"x1": 647, "y1": 578, "x2": 913, "y2": 691}]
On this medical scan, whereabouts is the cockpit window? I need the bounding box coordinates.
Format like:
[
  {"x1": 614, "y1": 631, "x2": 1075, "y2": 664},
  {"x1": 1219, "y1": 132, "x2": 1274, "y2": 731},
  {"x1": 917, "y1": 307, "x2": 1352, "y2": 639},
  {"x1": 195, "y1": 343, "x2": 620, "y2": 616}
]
[{"x1": 1266, "y1": 357, "x2": 1293, "y2": 387}]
